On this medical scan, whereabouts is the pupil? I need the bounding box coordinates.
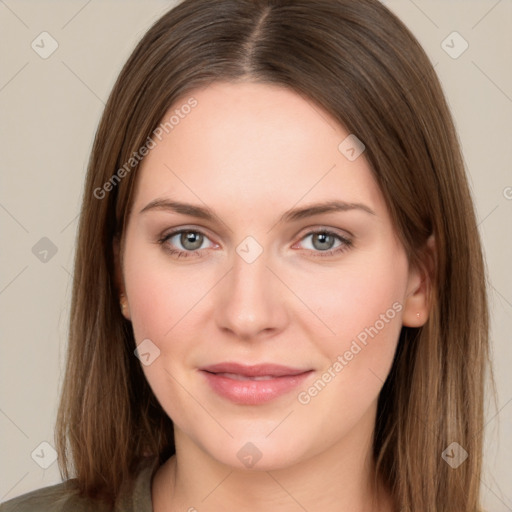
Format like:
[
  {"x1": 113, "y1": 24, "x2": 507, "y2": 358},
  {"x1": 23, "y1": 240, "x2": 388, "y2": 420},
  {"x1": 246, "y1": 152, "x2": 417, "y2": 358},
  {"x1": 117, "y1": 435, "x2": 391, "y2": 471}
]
[
  {"x1": 182, "y1": 231, "x2": 202, "y2": 250},
  {"x1": 314, "y1": 233, "x2": 334, "y2": 250}
]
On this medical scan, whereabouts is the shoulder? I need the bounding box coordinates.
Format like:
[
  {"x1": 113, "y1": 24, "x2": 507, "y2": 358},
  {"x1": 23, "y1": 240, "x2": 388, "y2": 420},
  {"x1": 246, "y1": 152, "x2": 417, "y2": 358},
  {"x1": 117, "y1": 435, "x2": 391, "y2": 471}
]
[
  {"x1": 0, "y1": 456, "x2": 161, "y2": 512},
  {"x1": 0, "y1": 480, "x2": 110, "y2": 512}
]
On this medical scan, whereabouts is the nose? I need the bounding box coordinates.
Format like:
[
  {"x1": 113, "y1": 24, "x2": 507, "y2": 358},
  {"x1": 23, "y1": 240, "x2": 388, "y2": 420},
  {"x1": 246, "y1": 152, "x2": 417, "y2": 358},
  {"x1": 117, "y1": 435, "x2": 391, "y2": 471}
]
[{"x1": 214, "y1": 248, "x2": 289, "y2": 341}]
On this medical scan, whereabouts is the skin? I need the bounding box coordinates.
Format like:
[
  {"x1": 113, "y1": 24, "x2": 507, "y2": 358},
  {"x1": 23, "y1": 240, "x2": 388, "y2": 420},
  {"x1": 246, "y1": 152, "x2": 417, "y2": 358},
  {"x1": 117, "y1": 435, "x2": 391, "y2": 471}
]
[{"x1": 116, "y1": 81, "x2": 431, "y2": 512}]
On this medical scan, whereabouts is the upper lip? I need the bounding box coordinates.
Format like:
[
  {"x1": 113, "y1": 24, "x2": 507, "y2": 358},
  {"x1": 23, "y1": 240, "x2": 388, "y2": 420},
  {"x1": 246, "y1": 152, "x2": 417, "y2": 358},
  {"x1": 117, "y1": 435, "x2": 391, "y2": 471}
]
[{"x1": 199, "y1": 362, "x2": 311, "y2": 378}]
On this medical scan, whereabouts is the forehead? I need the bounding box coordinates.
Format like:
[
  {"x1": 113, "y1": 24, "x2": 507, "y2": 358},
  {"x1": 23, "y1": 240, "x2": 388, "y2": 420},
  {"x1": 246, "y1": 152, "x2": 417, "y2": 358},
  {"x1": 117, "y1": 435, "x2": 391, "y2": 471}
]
[{"x1": 132, "y1": 81, "x2": 383, "y2": 215}]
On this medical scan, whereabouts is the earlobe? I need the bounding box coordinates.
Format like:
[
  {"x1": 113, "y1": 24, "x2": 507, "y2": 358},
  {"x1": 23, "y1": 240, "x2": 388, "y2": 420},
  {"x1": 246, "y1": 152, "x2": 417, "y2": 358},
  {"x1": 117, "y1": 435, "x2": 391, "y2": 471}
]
[
  {"x1": 113, "y1": 236, "x2": 131, "y2": 320},
  {"x1": 402, "y1": 234, "x2": 436, "y2": 327},
  {"x1": 119, "y1": 293, "x2": 131, "y2": 320}
]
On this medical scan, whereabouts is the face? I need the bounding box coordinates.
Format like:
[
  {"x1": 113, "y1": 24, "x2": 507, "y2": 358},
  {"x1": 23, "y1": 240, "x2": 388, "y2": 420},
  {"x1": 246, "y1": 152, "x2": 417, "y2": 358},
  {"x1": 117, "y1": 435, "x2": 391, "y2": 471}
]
[{"x1": 118, "y1": 81, "x2": 426, "y2": 470}]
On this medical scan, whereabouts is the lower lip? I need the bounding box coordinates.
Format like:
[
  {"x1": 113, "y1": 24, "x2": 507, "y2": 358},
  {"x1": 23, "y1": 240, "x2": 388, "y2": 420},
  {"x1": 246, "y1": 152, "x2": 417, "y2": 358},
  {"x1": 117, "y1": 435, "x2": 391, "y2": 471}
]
[{"x1": 200, "y1": 370, "x2": 314, "y2": 405}]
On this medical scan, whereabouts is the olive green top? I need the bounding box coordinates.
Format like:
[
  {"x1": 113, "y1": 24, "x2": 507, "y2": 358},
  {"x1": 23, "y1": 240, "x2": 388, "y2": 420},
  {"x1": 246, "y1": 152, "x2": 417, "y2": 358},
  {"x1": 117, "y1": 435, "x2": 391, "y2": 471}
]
[{"x1": 0, "y1": 457, "x2": 160, "y2": 512}]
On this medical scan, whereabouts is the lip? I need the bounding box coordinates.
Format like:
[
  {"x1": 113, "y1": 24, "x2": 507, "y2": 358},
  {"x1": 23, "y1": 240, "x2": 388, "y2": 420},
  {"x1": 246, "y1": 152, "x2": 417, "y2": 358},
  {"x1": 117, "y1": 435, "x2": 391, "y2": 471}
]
[
  {"x1": 200, "y1": 362, "x2": 310, "y2": 377},
  {"x1": 199, "y1": 362, "x2": 314, "y2": 405}
]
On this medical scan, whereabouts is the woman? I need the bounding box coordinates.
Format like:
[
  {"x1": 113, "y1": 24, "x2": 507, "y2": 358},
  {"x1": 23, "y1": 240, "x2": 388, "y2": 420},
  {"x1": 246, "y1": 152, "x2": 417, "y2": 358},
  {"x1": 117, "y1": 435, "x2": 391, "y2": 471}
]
[{"x1": 0, "y1": 0, "x2": 493, "y2": 510}]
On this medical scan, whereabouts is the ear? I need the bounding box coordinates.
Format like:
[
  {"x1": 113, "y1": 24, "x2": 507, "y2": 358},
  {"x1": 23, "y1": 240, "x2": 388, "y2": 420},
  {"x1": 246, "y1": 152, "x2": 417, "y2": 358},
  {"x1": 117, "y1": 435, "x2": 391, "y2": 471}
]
[
  {"x1": 402, "y1": 234, "x2": 436, "y2": 327},
  {"x1": 113, "y1": 235, "x2": 131, "y2": 321}
]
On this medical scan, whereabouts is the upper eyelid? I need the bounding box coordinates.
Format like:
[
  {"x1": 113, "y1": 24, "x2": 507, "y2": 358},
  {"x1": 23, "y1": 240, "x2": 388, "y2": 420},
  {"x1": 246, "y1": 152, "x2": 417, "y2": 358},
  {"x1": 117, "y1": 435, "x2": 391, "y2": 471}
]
[
  {"x1": 162, "y1": 227, "x2": 215, "y2": 240},
  {"x1": 296, "y1": 226, "x2": 352, "y2": 239}
]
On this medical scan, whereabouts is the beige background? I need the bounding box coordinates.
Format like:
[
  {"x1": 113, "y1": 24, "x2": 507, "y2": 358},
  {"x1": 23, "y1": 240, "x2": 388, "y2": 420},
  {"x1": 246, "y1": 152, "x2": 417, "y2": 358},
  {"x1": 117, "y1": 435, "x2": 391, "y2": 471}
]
[{"x1": 0, "y1": 0, "x2": 511, "y2": 509}]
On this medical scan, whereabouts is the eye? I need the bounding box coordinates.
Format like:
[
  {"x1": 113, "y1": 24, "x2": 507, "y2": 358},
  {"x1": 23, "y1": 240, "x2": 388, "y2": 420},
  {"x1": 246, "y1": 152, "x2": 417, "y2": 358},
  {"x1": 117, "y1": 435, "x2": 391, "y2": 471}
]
[
  {"x1": 157, "y1": 227, "x2": 353, "y2": 260},
  {"x1": 294, "y1": 229, "x2": 353, "y2": 258},
  {"x1": 158, "y1": 229, "x2": 216, "y2": 258}
]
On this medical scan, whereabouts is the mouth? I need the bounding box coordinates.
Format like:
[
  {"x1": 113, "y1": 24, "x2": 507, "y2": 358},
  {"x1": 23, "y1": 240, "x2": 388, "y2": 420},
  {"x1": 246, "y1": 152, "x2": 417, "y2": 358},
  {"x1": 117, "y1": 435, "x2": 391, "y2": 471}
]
[
  {"x1": 198, "y1": 362, "x2": 314, "y2": 405},
  {"x1": 208, "y1": 372, "x2": 284, "y2": 381}
]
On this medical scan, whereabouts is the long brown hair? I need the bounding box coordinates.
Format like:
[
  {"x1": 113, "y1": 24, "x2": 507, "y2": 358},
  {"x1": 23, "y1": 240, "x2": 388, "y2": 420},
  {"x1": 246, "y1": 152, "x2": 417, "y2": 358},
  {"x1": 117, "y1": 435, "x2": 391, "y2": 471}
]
[{"x1": 55, "y1": 0, "x2": 494, "y2": 510}]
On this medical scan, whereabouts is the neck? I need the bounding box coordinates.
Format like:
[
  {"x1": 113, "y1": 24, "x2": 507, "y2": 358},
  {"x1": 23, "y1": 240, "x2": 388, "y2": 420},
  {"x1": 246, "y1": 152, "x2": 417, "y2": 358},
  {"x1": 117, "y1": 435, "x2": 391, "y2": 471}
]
[{"x1": 152, "y1": 409, "x2": 395, "y2": 512}]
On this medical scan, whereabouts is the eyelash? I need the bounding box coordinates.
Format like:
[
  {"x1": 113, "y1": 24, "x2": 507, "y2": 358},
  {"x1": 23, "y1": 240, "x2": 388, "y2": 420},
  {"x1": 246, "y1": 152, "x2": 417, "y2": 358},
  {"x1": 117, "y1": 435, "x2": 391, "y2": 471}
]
[{"x1": 158, "y1": 228, "x2": 353, "y2": 259}]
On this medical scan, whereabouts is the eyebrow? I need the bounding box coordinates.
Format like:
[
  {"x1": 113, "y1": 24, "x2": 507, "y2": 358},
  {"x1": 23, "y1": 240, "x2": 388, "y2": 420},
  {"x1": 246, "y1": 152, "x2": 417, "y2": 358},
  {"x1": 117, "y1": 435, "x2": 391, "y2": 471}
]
[{"x1": 139, "y1": 199, "x2": 376, "y2": 222}]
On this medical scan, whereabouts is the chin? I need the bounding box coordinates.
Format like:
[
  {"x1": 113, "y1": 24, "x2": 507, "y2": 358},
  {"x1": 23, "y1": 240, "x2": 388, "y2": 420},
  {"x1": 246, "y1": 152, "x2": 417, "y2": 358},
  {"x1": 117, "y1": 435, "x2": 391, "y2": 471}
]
[{"x1": 201, "y1": 436, "x2": 310, "y2": 472}]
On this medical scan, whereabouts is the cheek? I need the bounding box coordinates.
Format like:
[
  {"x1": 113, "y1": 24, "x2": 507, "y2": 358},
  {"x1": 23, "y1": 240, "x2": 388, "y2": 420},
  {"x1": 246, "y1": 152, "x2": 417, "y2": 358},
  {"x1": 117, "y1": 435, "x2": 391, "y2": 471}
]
[
  {"x1": 123, "y1": 241, "x2": 211, "y2": 343},
  {"x1": 290, "y1": 256, "x2": 406, "y2": 443},
  {"x1": 294, "y1": 245, "x2": 407, "y2": 378},
  {"x1": 122, "y1": 240, "x2": 209, "y2": 423}
]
